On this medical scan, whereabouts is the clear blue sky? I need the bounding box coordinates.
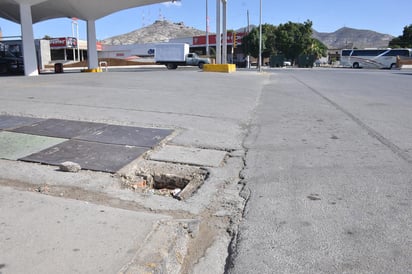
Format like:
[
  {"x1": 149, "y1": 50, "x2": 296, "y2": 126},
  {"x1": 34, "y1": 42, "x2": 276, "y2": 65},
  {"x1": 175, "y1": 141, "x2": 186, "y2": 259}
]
[{"x1": 1, "y1": 0, "x2": 411, "y2": 40}]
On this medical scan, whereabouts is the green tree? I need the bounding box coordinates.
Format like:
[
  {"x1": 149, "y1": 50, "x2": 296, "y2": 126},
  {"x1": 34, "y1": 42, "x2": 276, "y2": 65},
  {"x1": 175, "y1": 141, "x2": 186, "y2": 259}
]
[
  {"x1": 307, "y1": 39, "x2": 328, "y2": 59},
  {"x1": 241, "y1": 23, "x2": 278, "y2": 67},
  {"x1": 274, "y1": 20, "x2": 314, "y2": 63},
  {"x1": 389, "y1": 24, "x2": 412, "y2": 48},
  {"x1": 241, "y1": 21, "x2": 324, "y2": 64},
  {"x1": 262, "y1": 24, "x2": 277, "y2": 58},
  {"x1": 241, "y1": 26, "x2": 267, "y2": 59}
]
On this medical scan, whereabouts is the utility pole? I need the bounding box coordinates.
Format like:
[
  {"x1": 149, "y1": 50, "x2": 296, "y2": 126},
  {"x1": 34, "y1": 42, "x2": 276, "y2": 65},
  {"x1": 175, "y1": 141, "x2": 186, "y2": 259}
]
[
  {"x1": 206, "y1": 0, "x2": 210, "y2": 56},
  {"x1": 247, "y1": 9, "x2": 250, "y2": 68},
  {"x1": 216, "y1": 0, "x2": 221, "y2": 64},
  {"x1": 222, "y1": 0, "x2": 227, "y2": 64},
  {"x1": 71, "y1": 18, "x2": 80, "y2": 62},
  {"x1": 259, "y1": 0, "x2": 262, "y2": 72}
]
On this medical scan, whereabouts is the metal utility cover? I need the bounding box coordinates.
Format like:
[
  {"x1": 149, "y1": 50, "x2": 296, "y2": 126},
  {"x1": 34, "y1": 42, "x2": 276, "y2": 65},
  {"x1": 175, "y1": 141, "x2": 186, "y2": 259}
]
[
  {"x1": 12, "y1": 119, "x2": 107, "y2": 139},
  {"x1": 76, "y1": 124, "x2": 173, "y2": 148},
  {"x1": 149, "y1": 145, "x2": 228, "y2": 167},
  {"x1": 20, "y1": 140, "x2": 147, "y2": 173},
  {"x1": 0, "y1": 131, "x2": 67, "y2": 160},
  {"x1": 0, "y1": 115, "x2": 45, "y2": 130}
]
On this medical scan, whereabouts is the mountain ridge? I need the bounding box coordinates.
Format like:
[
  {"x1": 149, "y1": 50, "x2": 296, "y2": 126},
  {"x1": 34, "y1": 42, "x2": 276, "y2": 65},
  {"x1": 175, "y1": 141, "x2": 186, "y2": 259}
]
[
  {"x1": 101, "y1": 20, "x2": 205, "y2": 45},
  {"x1": 101, "y1": 20, "x2": 393, "y2": 49},
  {"x1": 312, "y1": 27, "x2": 393, "y2": 49}
]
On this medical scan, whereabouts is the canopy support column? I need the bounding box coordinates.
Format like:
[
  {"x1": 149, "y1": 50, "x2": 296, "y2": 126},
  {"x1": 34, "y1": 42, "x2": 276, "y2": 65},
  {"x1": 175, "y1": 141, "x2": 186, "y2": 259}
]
[
  {"x1": 222, "y1": 0, "x2": 227, "y2": 64},
  {"x1": 87, "y1": 19, "x2": 98, "y2": 69},
  {"x1": 20, "y1": 3, "x2": 38, "y2": 76}
]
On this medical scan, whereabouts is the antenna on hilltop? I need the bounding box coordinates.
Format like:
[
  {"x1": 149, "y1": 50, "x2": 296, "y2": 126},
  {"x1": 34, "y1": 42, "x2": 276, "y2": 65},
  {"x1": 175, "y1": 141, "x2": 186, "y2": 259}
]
[
  {"x1": 158, "y1": 8, "x2": 162, "y2": 21},
  {"x1": 142, "y1": 11, "x2": 146, "y2": 27}
]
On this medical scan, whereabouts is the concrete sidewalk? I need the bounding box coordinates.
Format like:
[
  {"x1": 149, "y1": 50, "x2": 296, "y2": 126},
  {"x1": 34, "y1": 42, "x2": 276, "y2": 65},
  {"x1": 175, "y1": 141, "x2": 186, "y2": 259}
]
[
  {"x1": 0, "y1": 68, "x2": 264, "y2": 273},
  {"x1": 0, "y1": 186, "x2": 172, "y2": 273}
]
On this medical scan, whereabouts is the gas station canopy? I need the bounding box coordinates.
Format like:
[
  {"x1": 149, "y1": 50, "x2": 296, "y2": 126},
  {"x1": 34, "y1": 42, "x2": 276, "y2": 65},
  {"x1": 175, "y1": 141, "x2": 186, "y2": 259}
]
[
  {"x1": 0, "y1": 0, "x2": 169, "y2": 23},
  {"x1": 0, "y1": 0, "x2": 171, "y2": 76}
]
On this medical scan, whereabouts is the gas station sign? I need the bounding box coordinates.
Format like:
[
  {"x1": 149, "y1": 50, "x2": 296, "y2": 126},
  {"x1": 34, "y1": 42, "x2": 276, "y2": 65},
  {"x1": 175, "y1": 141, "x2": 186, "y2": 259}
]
[
  {"x1": 50, "y1": 37, "x2": 78, "y2": 49},
  {"x1": 193, "y1": 32, "x2": 246, "y2": 46}
]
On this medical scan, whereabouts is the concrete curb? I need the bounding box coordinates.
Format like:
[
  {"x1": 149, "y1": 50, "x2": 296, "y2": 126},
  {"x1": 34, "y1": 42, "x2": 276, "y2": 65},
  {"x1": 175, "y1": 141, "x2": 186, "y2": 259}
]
[{"x1": 119, "y1": 219, "x2": 200, "y2": 274}]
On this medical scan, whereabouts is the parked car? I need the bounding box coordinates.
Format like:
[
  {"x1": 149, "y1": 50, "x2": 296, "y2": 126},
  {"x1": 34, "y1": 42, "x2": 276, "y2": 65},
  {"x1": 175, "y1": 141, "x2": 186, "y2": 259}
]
[
  {"x1": 233, "y1": 57, "x2": 247, "y2": 68},
  {"x1": 0, "y1": 50, "x2": 24, "y2": 74},
  {"x1": 283, "y1": 60, "x2": 292, "y2": 67}
]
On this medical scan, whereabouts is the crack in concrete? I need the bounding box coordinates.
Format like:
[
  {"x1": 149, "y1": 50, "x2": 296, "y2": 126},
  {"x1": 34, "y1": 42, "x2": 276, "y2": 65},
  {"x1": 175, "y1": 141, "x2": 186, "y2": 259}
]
[{"x1": 222, "y1": 73, "x2": 268, "y2": 274}]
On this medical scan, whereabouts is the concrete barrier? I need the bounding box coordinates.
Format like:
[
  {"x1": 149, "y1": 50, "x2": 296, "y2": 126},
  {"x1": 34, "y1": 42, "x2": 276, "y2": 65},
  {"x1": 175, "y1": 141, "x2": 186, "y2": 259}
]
[
  {"x1": 81, "y1": 68, "x2": 103, "y2": 73},
  {"x1": 203, "y1": 64, "x2": 236, "y2": 73}
]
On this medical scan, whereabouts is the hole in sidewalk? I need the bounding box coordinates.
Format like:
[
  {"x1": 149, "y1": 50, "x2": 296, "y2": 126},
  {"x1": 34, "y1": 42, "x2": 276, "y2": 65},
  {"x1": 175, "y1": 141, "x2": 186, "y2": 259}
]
[
  {"x1": 121, "y1": 162, "x2": 209, "y2": 201},
  {"x1": 153, "y1": 174, "x2": 190, "y2": 190}
]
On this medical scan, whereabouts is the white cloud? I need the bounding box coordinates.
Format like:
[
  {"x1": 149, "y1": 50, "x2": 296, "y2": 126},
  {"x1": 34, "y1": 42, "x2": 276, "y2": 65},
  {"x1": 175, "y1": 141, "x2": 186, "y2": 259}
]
[{"x1": 162, "y1": 1, "x2": 182, "y2": 7}]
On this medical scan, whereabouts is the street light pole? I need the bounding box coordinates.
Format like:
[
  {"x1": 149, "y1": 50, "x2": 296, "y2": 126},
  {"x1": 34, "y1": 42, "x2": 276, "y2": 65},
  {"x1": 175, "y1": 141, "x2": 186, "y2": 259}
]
[
  {"x1": 76, "y1": 20, "x2": 80, "y2": 61},
  {"x1": 222, "y1": 0, "x2": 227, "y2": 64},
  {"x1": 206, "y1": 0, "x2": 210, "y2": 56},
  {"x1": 71, "y1": 19, "x2": 76, "y2": 61},
  {"x1": 259, "y1": 0, "x2": 262, "y2": 72},
  {"x1": 216, "y1": 0, "x2": 221, "y2": 64},
  {"x1": 71, "y1": 18, "x2": 80, "y2": 62}
]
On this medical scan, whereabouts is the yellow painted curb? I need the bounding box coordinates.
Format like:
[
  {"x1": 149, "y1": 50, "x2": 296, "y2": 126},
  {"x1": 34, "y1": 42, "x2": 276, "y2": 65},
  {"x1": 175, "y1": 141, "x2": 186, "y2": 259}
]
[
  {"x1": 81, "y1": 68, "x2": 103, "y2": 73},
  {"x1": 203, "y1": 64, "x2": 236, "y2": 73}
]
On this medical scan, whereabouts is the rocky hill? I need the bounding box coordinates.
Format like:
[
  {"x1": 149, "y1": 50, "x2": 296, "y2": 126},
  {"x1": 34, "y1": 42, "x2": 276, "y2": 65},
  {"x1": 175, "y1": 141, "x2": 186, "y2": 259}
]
[
  {"x1": 101, "y1": 20, "x2": 206, "y2": 45},
  {"x1": 312, "y1": 27, "x2": 393, "y2": 49},
  {"x1": 101, "y1": 21, "x2": 393, "y2": 49}
]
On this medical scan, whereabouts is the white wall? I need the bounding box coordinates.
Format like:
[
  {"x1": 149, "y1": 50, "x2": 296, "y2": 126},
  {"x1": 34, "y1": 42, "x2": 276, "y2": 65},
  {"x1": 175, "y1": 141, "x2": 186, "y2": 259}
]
[{"x1": 99, "y1": 43, "x2": 158, "y2": 59}]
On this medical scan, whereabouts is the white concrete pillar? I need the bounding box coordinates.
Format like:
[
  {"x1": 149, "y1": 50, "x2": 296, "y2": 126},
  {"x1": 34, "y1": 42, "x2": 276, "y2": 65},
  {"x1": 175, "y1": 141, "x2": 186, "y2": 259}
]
[
  {"x1": 86, "y1": 20, "x2": 98, "y2": 69},
  {"x1": 222, "y1": 0, "x2": 227, "y2": 64},
  {"x1": 215, "y1": 0, "x2": 221, "y2": 64},
  {"x1": 19, "y1": 3, "x2": 38, "y2": 76}
]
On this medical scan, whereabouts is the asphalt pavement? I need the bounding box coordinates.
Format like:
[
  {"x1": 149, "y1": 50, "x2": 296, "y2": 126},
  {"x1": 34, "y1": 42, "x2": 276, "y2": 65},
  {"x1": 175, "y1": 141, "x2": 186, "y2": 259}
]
[{"x1": 228, "y1": 68, "x2": 412, "y2": 274}]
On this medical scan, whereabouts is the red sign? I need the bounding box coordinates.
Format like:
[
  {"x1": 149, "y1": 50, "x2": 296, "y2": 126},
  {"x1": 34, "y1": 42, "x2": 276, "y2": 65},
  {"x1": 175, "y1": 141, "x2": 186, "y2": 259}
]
[
  {"x1": 96, "y1": 42, "x2": 102, "y2": 51},
  {"x1": 193, "y1": 32, "x2": 246, "y2": 46},
  {"x1": 50, "y1": 37, "x2": 77, "y2": 49}
]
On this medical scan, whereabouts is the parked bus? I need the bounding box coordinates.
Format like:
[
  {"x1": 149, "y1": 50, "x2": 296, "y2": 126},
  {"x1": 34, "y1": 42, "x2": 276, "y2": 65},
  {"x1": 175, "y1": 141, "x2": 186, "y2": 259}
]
[{"x1": 340, "y1": 48, "x2": 412, "y2": 69}]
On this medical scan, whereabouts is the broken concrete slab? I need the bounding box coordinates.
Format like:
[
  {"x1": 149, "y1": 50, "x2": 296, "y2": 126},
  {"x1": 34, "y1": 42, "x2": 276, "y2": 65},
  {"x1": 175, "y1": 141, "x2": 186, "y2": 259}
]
[
  {"x1": 0, "y1": 131, "x2": 67, "y2": 161},
  {"x1": 149, "y1": 145, "x2": 227, "y2": 167},
  {"x1": 119, "y1": 219, "x2": 199, "y2": 274}
]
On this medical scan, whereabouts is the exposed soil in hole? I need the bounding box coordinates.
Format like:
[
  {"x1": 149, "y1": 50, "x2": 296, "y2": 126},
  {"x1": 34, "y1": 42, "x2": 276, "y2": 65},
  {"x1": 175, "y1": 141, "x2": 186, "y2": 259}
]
[
  {"x1": 153, "y1": 174, "x2": 190, "y2": 190},
  {"x1": 121, "y1": 161, "x2": 209, "y2": 200}
]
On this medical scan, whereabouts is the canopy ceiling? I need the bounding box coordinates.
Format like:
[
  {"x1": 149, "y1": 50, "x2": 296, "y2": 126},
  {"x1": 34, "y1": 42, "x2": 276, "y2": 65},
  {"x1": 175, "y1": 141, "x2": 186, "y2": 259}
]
[{"x1": 0, "y1": 0, "x2": 170, "y2": 23}]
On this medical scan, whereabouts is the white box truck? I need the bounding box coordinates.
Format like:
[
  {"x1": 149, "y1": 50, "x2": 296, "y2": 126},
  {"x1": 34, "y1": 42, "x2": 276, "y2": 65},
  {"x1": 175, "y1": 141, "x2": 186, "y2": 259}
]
[{"x1": 155, "y1": 43, "x2": 210, "y2": 69}]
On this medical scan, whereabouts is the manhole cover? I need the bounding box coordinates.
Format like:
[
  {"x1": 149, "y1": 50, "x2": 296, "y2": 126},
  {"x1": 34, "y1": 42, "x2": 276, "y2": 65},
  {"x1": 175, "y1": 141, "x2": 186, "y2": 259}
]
[
  {"x1": 0, "y1": 115, "x2": 45, "y2": 130},
  {"x1": 12, "y1": 119, "x2": 106, "y2": 139},
  {"x1": 75, "y1": 124, "x2": 173, "y2": 148},
  {"x1": 2, "y1": 115, "x2": 174, "y2": 173},
  {"x1": 20, "y1": 140, "x2": 148, "y2": 173}
]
